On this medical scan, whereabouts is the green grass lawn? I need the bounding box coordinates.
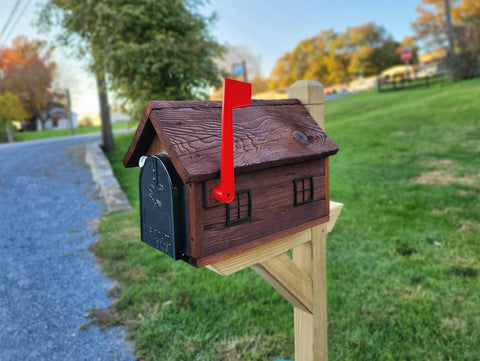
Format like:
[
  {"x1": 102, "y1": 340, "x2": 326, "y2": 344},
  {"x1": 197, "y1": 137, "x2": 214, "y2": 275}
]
[
  {"x1": 92, "y1": 78, "x2": 480, "y2": 360},
  {"x1": 12, "y1": 121, "x2": 133, "y2": 142}
]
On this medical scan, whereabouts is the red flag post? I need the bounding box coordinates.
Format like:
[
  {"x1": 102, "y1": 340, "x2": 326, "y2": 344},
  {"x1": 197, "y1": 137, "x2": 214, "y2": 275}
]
[{"x1": 212, "y1": 78, "x2": 252, "y2": 204}]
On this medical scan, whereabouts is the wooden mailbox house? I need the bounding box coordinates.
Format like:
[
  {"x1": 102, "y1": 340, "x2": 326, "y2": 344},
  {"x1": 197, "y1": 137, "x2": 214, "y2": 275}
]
[{"x1": 123, "y1": 97, "x2": 338, "y2": 268}]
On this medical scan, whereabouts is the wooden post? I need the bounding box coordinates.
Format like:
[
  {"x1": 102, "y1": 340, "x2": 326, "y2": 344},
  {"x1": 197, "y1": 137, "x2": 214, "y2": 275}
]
[
  {"x1": 207, "y1": 79, "x2": 343, "y2": 361},
  {"x1": 289, "y1": 79, "x2": 327, "y2": 361},
  {"x1": 289, "y1": 79, "x2": 324, "y2": 129}
]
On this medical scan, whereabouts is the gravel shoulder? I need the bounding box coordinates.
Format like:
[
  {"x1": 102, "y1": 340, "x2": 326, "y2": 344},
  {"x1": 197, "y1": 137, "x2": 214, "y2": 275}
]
[{"x1": 0, "y1": 135, "x2": 135, "y2": 361}]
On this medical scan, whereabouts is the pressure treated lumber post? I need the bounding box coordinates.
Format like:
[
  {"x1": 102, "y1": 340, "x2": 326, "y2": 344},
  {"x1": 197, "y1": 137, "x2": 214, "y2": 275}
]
[
  {"x1": 289, "y1": 79, "x2": 324, "y2": 129},
  {"x1": 207, "y1": 79, "x2": 342, "y2": 361},
  {"x1": 289, "y1": 79, "x2": 327, "y2": 361}
]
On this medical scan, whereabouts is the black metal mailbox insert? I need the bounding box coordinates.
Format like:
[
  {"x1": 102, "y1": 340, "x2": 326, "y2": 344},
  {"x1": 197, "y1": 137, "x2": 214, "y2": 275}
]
[{"x1": 139, "y1": 154, "x2": 187, "y2": 260}]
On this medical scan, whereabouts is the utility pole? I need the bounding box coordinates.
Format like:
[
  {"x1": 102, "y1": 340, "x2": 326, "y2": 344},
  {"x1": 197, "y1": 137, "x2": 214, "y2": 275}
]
[
  {"x1": 444, "y1": 0, "x2": 455, "y2": 57},
  {"x1": 242, "y1": 61, "x2": 248, "y2": 83},
  {"x1": 66, "y1": 89, "x2": 74, "y2": 136}
]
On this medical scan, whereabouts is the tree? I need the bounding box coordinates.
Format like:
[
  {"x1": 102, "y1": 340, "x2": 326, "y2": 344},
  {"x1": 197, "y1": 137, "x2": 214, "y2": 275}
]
[
  {"x1": 413, "y1": 0, "x2": 480, "y2": 79},
  {"x1": 450, "y1": 0, "x2": 480, "y2": 78},
  {"x1": 414, "y1": 0, "x2": 455, "y2": 51},
  {"x1": 0, "y1": 92, "x2": 27, "y2": 142},
  {"x1": 269, "y1": 30, "x2": 343, "y2": 89},
  {"x1": 250, "y1": 73, "x2": 269, "y2": 95},
  {"x1": 269, "y1": 23, "x2": 403, "y2": 89},
  {"x1": 344, "y1": 23, "x2": 401, "y2": 77},
  {"x1": 269, "y1": 52, "x2": 297, "y2": 90},
  {"x1": 0, "y1": 36, "x2": 56, "y2": 131},
  {"x1": 39, "y1": 0, "x2": 224, "y2": 151}
]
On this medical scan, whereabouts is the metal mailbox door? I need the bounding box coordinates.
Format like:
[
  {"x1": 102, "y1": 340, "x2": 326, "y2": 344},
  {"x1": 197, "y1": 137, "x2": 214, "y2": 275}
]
[{"x1": 139, "y1": 155, "x2": 186, "y2": 259}]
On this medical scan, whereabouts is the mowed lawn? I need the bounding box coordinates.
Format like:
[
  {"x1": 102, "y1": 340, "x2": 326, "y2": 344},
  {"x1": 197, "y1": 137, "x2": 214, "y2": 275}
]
[
  {"x1": 12, "y1": 122, "x2": 132, "y2": 142},
  {"x1": 92, "y1": 78, "x2": 480, "y2": 360}
]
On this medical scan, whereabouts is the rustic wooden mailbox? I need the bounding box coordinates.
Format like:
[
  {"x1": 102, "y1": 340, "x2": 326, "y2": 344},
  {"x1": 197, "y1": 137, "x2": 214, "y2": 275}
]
[
  {"x1": 124, "y1": 79, "x2": 343, "y2": 361},
  {"x1": 123, "y1": 79, "x2": 338, "y2": 268}
]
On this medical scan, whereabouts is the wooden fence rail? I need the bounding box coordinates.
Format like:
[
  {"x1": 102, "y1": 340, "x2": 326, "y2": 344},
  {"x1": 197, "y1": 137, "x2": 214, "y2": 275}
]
[{"x1": 377, "y1": 74, "x2": 445, "y2": 92}]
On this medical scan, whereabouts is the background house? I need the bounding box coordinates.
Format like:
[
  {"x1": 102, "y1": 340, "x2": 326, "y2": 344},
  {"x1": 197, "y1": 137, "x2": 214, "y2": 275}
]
[{"x1": 34, "y1": 104, "x2": 78, "y2": 131}]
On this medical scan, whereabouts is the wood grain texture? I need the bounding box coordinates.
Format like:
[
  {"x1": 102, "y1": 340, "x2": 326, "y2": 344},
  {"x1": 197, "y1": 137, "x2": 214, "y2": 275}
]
[
  {"x1": 304, "y1": 104, "x2": 325, "y2": 130},
  {"x1": 199, "y1": 160, "x2": 327, "y2": 257},
  {"x1": 123, "y1": 99, "x2": 338, "y2": 182},
  {"x1": 325, "y1": 157, "x2": 330, "y2": 216},
  {"x1": 293, "y1": 241, "x2": 314, "y2": 361},
  {"x1": 206, "y1": 228, "x2": 312, "y2": 276},
  {"x1": 252, "y1": 254, "x2": 313, "y2": 314},
  {"x1": 290, "y1": 79, "x2": 327, "y2": 361},
  {"x1": 185, "y1": 182, "x2": 204, "y2": 259},
  {"x1": 289, "y1": 80, "x2": 325, "y2": 105},
  {"x1": 146, "y1": 135, "x2": 166, "y2": 156},
  {"x1": 312, "y1": 224, "x2": 328, "y2": 361},
  {"x1": 327, "y1": 201, "x2": 343, "y2": 234},
  {"x1": 180, "y1": 158, "x2": 329, "y2": 266},
  {"x1": 186, "y1": 217, "x2": 327, "y2": 268},
  {"x1": 147, "y1": 98, "x2": 300, "y2": 110},
  {"x1": 123, "y1": 109, "x2": 156, "y2": 167},
  {"x1": 203, "y1": 163, "x2": 325, "y2": 209},
  {"x1": 124, "y1": 99, "x2": 299, "y2": 168}
]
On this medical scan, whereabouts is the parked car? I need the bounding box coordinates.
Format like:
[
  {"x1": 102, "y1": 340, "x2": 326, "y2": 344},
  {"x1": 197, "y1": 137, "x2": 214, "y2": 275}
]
[{"x1": 380, "y1": 65, "x2": 416, "y2": 82}]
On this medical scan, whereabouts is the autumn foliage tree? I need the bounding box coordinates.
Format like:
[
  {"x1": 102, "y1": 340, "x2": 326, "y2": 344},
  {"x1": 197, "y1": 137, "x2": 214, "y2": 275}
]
[
  {"x1": 0, "y1": 91, "x2": 27, "y2": 142},
  {"x1": 0, "y1": 36, "x2": 56, "y2": 130},
  {"x1": 344, "y1": 24, "x2": 402, "y2": 77},
  {"x1": 269, "y1": 23, "x2": 404, "y2": 89},
  {"x1": 414, "y1": 0, "x2": 454, "y2": 50},
  {"x1": 413, "y1": 0, "x2": 480, "y2": 79}
]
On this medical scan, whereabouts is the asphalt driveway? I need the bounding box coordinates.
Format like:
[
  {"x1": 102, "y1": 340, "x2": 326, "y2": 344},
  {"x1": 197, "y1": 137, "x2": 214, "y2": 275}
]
[{"x1": 0, "y1": 135, "x2": 135, "y2": 360}]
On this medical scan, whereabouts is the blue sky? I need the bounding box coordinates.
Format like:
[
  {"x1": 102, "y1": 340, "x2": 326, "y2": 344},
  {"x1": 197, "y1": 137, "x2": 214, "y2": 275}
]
[
  {"x1": 201, "y1": 0, "x2": 421, "y2": 75},
  {"x1": 1, "y1": 0, "x2": 422, "y2": 116}
]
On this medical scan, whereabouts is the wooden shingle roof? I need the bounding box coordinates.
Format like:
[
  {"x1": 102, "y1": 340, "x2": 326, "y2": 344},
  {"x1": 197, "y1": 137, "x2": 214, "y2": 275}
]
[{"x1": 123, "y1": 99, "x2": 338, "y2": 183}]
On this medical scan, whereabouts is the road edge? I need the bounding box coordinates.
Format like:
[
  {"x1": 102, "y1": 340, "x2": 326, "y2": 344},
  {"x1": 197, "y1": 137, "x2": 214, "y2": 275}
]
[{"x1": 85, "y1": 142, "x2": 132, "y2": 213}]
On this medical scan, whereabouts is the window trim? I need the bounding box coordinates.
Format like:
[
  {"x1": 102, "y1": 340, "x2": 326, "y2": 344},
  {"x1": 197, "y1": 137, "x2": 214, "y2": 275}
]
[
  {"x1": 294, "y1": 176, "x2": 314, "y2": 206},
  {"x1": 226, "y1": 189, "x2": 252, "y2": 225}
]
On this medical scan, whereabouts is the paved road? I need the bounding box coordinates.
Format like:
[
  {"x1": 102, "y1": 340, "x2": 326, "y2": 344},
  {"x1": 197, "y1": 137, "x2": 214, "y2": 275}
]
[
  {"x1": 324, "y1": 91, "x2": 353, "y2": 101},
  {"x1": 0, "y1": 135, "x2": 135, "y2": 360}
]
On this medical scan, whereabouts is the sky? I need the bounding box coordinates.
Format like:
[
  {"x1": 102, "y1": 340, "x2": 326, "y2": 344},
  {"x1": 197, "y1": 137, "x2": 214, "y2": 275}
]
[{"x1": 0, "y1": 0, "x2": 422, "y2": 118}]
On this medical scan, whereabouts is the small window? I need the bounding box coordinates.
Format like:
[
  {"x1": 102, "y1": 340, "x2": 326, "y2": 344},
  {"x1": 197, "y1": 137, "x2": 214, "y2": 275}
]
[
  {"x1": 227, "y1": 189, "x2": 252, "y2": 225},
  {"x1": 294, "y1": 176, "x2": 314, "y2": 206}
]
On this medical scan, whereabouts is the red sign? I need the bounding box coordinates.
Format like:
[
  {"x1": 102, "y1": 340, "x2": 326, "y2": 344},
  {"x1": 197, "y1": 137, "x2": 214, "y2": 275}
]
[{"x1": 402, "y1": 49, "x2": 412, "y2": 62}]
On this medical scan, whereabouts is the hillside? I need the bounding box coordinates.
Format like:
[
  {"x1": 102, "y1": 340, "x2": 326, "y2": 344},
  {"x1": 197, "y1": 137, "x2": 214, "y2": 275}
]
[{"x1": 96, "y1": 78, "x2": 480, "y2": 360}]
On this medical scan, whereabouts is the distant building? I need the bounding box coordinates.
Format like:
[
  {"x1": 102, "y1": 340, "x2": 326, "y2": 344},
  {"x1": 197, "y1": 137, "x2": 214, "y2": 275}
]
[
  {"x1": 418, "y1": 48, "x2": 447, "y2": 66},
  {"x1": 111, "y1": 111, "x2": 130, "y2": 123},
  {"x1": 35, "y1": 106, "x2": 78, "y2": 131}
]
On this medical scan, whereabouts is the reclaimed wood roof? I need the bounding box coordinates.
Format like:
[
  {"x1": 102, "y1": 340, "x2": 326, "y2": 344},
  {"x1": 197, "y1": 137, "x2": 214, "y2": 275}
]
[{"x1": 123, "y1": 99, "x2": 338, "y2": 183}]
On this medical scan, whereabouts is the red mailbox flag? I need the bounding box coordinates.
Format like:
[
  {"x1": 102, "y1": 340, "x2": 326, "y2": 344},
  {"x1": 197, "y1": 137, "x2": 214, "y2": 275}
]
[{"x1": 212, "y1": 78, "x2": 252, "y2": 204}]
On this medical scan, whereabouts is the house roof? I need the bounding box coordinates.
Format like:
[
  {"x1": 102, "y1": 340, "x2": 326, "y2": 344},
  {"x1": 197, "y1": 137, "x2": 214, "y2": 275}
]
[{"x1": 123, "y1": 99, "x2": 338, "y2": 183}]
